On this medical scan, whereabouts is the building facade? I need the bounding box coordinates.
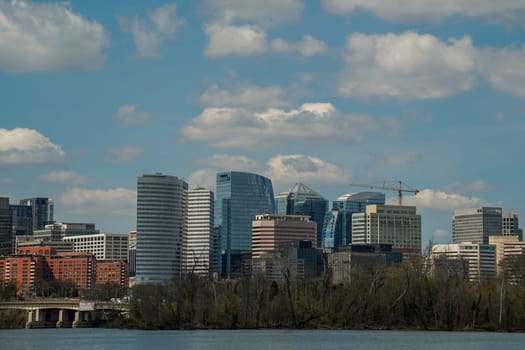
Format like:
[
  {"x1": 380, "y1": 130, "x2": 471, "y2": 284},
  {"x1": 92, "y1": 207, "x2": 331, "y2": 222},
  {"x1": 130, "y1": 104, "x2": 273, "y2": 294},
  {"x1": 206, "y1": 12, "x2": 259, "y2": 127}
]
[
  {"x1": 63, "y1": 233, "x2": 129, "y2": 261},
  {"x1": 351, "y1": 204, "x2": 421, "y2": 253},
  {"x1": 10, "y1": 204, "x2": 33, "y2": 236},
  {"x1": 275, "y1": 183, "x2": 328, "y2": 247},
  {"x1": 322, "y1": 192, "x2": 385, "y2": 250},
  {"x1": 0, "y1": 198, "x2": 13, "y2": 256},
  {"x1": 251, "y1": 214, "x2": 317, "y2": 259},
  {"x1": 48, "y1": 252, "x2": 96, "y2": 290},
  {"x1": 183, "y1": 187, "x2": 214, "y2": 276},
  {"x1": 33, "y1": 222, "x2": 99, "y2": 241},
  {"x1": 136, "y1": 173, "x2": 188, "y2": 284},
  {"x1": 431, "y1": 243, "x2": 496, "y2": 282},
  {"x1": 96, "y1": 260, "x2": 129, "y2": 289},
  {"x1": 215, "y1": 171, "x2": 275, "y2": 278},
  {"x1": 452, "y1": 207, "x2": 503, "y2": 244},
  {"x1": 19, "y1": 197, "x2": 54, "y2": 231}
]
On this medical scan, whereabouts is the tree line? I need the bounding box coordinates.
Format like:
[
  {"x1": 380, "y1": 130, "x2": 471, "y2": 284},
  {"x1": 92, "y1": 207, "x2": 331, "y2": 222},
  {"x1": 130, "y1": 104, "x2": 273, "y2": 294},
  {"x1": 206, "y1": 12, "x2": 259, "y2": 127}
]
[{"x1": 127, "y1": 256, "x2": 525, "y2": 331}]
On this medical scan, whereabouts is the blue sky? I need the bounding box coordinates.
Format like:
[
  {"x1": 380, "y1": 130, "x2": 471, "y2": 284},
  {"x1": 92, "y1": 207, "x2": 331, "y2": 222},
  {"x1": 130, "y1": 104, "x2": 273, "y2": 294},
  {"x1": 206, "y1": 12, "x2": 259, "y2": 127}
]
[{"x1": 1, "y1": 0, "x2": 525, "y2": 248}]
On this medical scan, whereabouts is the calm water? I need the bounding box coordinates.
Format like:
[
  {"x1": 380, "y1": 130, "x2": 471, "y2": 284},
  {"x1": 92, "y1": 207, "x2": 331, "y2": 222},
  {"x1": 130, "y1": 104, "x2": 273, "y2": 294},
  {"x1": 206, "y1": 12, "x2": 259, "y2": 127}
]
[{"x1": 0, "y1": 329, "x2": 524, "y2": 350}]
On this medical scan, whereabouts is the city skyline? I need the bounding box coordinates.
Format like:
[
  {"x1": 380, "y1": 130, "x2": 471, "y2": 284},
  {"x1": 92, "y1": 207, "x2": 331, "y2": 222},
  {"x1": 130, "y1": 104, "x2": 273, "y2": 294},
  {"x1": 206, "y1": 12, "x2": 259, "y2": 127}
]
[{"x1": 1, "y1": 1, "x2": 525, "y2": 247}]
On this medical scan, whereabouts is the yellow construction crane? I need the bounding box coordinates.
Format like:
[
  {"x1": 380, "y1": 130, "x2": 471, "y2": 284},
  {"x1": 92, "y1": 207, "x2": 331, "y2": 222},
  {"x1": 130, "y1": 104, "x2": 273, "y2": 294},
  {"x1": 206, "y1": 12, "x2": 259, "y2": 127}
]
[{"x1": 349, "y1": 180, "x2": 419, "y2": 206}]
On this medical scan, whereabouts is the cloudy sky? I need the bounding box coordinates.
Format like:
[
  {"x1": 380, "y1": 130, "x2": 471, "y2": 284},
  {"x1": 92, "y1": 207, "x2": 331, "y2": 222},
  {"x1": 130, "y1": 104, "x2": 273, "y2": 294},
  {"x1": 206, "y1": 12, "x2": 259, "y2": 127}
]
[{"x1": 1, "y1": 0, "x2": 524, "y2": 247}]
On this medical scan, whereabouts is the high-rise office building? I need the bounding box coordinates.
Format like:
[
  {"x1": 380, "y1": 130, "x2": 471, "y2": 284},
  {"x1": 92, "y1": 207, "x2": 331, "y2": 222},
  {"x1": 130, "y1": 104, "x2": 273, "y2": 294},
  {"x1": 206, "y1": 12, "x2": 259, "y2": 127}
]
[
  {"x1": 322, "y1": 192, "x2": 385, "y2": 250},
  {"x1": 136, "y1": 173, "x2": 188, "y2": 284},
  {"x1": 0, "y1": 198, "x2": 13, "y2": 256},
  {"x1": 19, "y1": 197, "x2": 54, "y2": 231},
  {"x1": 431, "y1": 243, "x2": 496, "y2": 282},
  {"x1": 452, "y1": 207, "x2": 503, "y2": 244},
  {"x1": 275, "y1": 183, "x2": 328, "y2": 247},
  {"x1": 183, "y1": 186, "x2": 214, "y2": 276},
  {"x1": 251, "y1": 214, "x2": 317, "y2": 259},
  {"x1": 10, "y1": 204, "x2": 33, "y2": 236},
  {"x1": 352, "y1": 204, "x2": 421, "y2": 253},
  {"x1": 502, "y1": 211, "x2": 522, "y2": 239},
  {"x1": 215, "y1": 171, "x2": 275, "y2": 278}
]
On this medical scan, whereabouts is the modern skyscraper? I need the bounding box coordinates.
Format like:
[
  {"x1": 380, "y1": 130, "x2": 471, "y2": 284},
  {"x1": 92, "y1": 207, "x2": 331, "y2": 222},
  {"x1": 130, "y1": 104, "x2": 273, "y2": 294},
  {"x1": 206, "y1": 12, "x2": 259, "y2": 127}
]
[
  {"x1": 136, "y1": 173, "x2": 188, "y2": 284},
  {"x1": 215, "y1": 171, "x2": 275, "y2": 278},
  {"x1": 19, "y1": 197, "x2": 54, "y2": 232},
  {"x1": 183, "y1": 186, "x2": 214, "y2": 276},
  {"x1": 322, "y1": 192, "x2": 385, "y2": 250},
  {"x1": 352, "y1": 204, "x2": 421, "y2": 253},
  {"x1": 0, "y1": 198, "x2": 13, "y2": 256},
  {"x1": 275, "y1": 183, "x2": 328, "y2": 247},
  {"x1": 10, "y1": 204, "x2": 33, "y2": 236},
  {"x1": 452, "y1": 207, "x2": 503, "y2": 244}
]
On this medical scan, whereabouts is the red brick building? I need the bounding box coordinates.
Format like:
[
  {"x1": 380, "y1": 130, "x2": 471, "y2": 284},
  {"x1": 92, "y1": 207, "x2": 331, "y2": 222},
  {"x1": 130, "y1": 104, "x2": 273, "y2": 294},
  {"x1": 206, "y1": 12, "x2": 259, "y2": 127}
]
[
  {"x1": 1, "y1": 247, "x2": 130, "y2": 295},
  {"x1": 0, "y1": 255, "x2": 48, "y2": 295},
  {"x1": 48, "y1": 252, "x2": 96, "y2": 290},
  {"x1": 96, "y1": 261, "x2": 129, "y2": 289}
]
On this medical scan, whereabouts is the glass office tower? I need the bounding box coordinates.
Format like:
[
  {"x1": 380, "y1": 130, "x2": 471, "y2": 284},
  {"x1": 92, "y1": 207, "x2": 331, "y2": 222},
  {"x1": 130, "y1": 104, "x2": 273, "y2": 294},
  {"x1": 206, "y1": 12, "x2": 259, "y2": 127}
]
[
  {"x1": 322, "y1": 191, "x2": 385, "y2": 250},
  {"x1": 275, "y1": 182, "x2": 328, "y2": 247},
  {"x1": 19, "y1": 197, "x2": 54, "y2": 231},
  {"x1": 136, "y1": 173, "x2": 188, "y2": 284},
  {"x1": 215, "y1": 171, "x2": 275, "y2": 278}
]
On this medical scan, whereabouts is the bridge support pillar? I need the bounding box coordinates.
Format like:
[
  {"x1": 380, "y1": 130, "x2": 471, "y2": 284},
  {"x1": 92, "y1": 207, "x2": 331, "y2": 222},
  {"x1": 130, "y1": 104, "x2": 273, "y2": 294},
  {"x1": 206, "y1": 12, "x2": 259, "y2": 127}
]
[
  {"x1": 72, "y1": 310, "x2": 91, "y2": 328},
  {"x1": 56, "y1": 309, "x2": 73, "y2": 328},
  {"x1": 25, "y1": 308, "x2": 45, "y2": 329}
]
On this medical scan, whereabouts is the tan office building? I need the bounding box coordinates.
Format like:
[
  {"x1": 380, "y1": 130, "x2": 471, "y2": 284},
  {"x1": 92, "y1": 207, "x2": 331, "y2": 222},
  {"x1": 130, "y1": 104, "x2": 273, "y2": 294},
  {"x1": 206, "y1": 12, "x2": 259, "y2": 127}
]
[{"x1": 251, "y1": 214, "x2": 317, "y2": 259}]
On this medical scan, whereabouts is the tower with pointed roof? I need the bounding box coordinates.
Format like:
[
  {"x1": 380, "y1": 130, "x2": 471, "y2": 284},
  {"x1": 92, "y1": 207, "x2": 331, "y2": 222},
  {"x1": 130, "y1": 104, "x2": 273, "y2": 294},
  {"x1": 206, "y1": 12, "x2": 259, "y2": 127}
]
[{"x1": 275, "y1": 183, "x2": 328, "y2": 247}]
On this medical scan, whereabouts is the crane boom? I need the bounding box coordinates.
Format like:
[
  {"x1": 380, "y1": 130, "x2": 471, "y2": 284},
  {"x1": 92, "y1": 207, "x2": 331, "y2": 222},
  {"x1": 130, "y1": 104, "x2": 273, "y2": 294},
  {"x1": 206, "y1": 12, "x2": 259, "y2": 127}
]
[{"x1": 349, "y1": 181, "x2": 419, "y2": 206}]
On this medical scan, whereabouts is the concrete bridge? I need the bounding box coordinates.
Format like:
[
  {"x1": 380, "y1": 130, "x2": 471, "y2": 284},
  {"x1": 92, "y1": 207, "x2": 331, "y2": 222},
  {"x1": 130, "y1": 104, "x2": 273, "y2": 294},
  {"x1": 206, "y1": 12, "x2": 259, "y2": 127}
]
[{"x1": 0, "y1": 299, "x2": 129, "y2": 328}]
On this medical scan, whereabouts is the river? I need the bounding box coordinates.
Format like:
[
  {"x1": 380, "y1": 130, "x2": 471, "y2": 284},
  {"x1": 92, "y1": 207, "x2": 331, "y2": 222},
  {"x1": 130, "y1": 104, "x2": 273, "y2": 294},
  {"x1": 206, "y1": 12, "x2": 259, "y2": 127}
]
[{"x1": 1, "y1": 329, "x2": 524, "y2": 350}]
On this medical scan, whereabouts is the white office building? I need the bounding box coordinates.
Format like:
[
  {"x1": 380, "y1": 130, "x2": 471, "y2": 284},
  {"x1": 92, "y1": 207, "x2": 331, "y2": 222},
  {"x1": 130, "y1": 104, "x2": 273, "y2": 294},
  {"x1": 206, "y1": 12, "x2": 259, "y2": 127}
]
[
  {"x1": 431, "y1": 242, "x2": 496, "y2": 281},
  {"x1": 183, "y1": 187, "x2": 214, "y2": 275},
  {"x1": 63, "y1": 233, "x2": 129, "y2": 261},
  {"x1": 351, "y1": 205, "x2": 421, "y2": 253}
]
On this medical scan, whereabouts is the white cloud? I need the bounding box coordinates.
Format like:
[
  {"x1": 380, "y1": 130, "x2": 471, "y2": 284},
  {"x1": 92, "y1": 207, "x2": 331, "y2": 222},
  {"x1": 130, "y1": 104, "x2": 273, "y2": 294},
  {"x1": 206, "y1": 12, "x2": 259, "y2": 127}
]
[
  {"x1": 339, "y1": 32, "x2": 475, "y2": 99},
  {"x1": 200, "y1": 154, "x2": 262, "y2": 171},
  {"x1": 188, "y1": 153, "x2": 351, "y2": 188},
  {"x1": 322, "y1": 0, "x2": 525, "y2": 22},
  {"x1": 0, "y1": 128, "x2": 65, "y2": 166},
  {"x1": 104, "y1": 145, "x2": 144, "y2": 163},
  {"x1": 187, "y1": 169, "x2": 217, "y2": 190},
  {"x1": 180, "y1": 103, "x2": 397, "y2": 149},
  {"x1": 399, "y1": 189, "x2": 486, "y2": 211},
  {"x1": 0, "y1": 0, "x2": 107, "y2": 73},
  {"x1": 39, "y1": 171, "x2": 89, "y2": 185},
  {"x1": 119, "y1": 4, "x2": 183, "y2": 58},
  {"x1": 376, "y1": 150, "x2": 422, "y2": 166},
  {"x1": 200, "y1": 83, "x2": 289, "y2": 109},
  {"x1": 495, "y1": 112, "x2": 505, "y2": 122},
  {"x1": 115, "y1": 104, "x2": 155, "y2": 125},
  {"x1": 270, "y1": 35, "x2": 327, "y2": 57},
  {"x1": 433, "y1": 229, "x2": 450, "y2": 239},
  {"x1": 265, "y1": 154, "x2": 351, "y2": 186},
  {"x1": 204, "y1": 23, "x2": 325, "y2": 57},
  {"x1": 205, "y1": 0, "x2": 303, "y2": 28},
  {"x1": 204, "y1": 23, "x2": 268, "y2": 57},
  {"x1": 443, "y1": 180, "x2": 492, "y2": 194},
  {"x1": 0, "y1": 177, "x2": 13, "y2": 184},
  {"x1": 59, "y1": 187, "x2": 136, "y2": 215},
  {"x1": 478, "y1": 47, "x2": 525, "y2": 98}
]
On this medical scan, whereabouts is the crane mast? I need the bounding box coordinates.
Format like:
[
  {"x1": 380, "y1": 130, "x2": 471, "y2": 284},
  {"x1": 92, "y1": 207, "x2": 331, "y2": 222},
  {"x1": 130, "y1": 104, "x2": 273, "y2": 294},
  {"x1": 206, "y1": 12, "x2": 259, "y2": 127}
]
[{"x1": 349, "y1": 180, "x2": 419, "y2": 206}]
